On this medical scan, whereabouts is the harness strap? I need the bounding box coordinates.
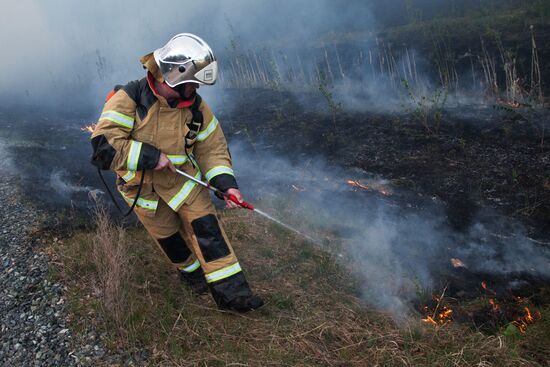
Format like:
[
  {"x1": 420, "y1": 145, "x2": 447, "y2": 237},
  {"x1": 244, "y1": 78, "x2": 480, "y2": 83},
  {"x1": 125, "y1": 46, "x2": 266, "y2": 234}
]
[{"x1": 184, "y1": 94, "x2": 203, "y2": 168}]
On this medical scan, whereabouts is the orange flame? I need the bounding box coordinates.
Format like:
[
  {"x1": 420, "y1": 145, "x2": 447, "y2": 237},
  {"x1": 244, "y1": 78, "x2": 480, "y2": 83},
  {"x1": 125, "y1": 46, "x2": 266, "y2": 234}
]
[
  {"x1": 81, "y1": 124, "x2": 96, "y2": 134},
  {"x1": 422, "y1": 316, "x2": 437, "y2": 326},
  {"x1": 422, "y1": 306, "x2": 453, "y2": 326},
  {"x1": 450, "y1": 258, "x2": 466, "y2": 268},
  {"x1": 346, "y1": 179, "x2": 392, "y2": 196},
  {"x1": 511, "y1": 306, "x2": 541, "y2": 334}
]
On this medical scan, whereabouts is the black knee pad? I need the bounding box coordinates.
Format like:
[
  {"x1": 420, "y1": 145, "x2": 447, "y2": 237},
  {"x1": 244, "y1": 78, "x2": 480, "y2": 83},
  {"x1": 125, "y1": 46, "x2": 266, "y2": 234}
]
[
  {"x1": 191, "y1": 214, "x2": 230, "y2": 262},
  {"x1": 157, "y1": 232, "x2": 192, "y2": 263}
]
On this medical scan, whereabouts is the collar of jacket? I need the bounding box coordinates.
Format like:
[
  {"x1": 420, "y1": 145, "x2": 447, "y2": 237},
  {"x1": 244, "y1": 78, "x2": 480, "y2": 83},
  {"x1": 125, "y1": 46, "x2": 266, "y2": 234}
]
[{"x1": 146, "y1": 72, "x2": 196, "y2": 109}]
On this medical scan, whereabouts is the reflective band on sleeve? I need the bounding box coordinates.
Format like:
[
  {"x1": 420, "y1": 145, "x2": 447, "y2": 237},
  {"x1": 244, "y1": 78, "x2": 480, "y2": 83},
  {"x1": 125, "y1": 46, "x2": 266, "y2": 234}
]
[
  {"x1": 179, "y1": 260, "x2": 200, "y2": 273},
  {"x1": 167, "y1": 155, "x2": 189, "y2": 165},
  {"x1": 204, "y1": 166, "x2": 234, "y2": 182},
  {"x1": 120, "y1": 191, "x2": 158, "y2": 211},
  {"x1": 167, "y1": 171, "x2": 201, "y2": 211},
  {"x1": 100, "y1": 110, "x2": 134, "y2": 129},
  {"x1": 121, "y1": 170, "x2": 136, "y2": 182},
  {"x1": 127, "y1": 141, "x2": 142, "y2": 171},
  {"x1": 197, "y1": 116, "x2": 219, "y2": 141},
  {"x1": 205, "y1": 262, "x2": 242, "y2": 283}
]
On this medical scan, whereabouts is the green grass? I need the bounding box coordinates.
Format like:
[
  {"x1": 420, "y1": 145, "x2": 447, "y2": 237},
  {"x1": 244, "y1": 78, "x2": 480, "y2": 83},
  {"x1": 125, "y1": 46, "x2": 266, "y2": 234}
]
[{"x1": 46, "y1": 206, "x2": 550, "y2": 366}]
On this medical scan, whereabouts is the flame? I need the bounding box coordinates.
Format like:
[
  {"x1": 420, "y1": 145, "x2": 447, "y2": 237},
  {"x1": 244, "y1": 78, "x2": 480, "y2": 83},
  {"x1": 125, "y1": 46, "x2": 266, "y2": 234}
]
[
  {"x1": 422, "y1": 306, "x2": 453, "y2": 326},
  {"x1": 422, "y1": 316, "x2": 437, "y2": 326},
  {"x1": 450, "y1": 258, "x2": 466, "y2": 268},
  {"x1": 346, "y1": 179, "x2": 392, "y2": 196},
  {"x1": 524, "y1": 307, "x2": 534, "y2": 323},
  {"x1": 511, "y1": 307, "x2": 540, "y2": 334},
  {"x1": 81, "y1": 124, "x2": 96, "y2": 134}
]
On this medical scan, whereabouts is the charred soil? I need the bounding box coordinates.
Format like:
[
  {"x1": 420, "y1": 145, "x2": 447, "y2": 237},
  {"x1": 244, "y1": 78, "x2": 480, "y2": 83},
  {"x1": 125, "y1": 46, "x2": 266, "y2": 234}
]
[{"x1": 221, "y1": 89, "x2": 550, "y2": 239}]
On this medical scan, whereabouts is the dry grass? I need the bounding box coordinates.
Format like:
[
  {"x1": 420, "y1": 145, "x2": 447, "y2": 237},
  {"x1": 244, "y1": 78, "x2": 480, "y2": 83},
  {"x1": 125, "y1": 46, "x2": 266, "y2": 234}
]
[
  {"x1": 89, "y1": 205, "x2": 132, "y2": 329},
  {"x1": 48, "y1": 206, "x2": 549, "y2": 366}
]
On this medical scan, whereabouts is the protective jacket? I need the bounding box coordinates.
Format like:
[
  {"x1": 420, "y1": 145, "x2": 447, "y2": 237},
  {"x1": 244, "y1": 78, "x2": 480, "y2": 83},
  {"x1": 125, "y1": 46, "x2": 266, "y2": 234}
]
[
  {"x1": 91, "y1": 55, "x2": 237, "y2": 216},
  {"x1": 89, "y1": 52, "x2": 263, "y2": 312}
]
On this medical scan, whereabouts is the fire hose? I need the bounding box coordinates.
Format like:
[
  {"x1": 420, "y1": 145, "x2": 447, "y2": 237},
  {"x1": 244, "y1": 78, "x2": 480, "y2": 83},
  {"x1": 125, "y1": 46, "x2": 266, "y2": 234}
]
[{"x1": 174, "y1": 169, "x2": 317, "y2": 243}]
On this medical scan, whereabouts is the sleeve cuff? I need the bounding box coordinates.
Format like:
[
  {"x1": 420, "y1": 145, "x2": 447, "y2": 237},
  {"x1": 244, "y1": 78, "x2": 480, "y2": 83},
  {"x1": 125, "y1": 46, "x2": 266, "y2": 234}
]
[
  {"x1": 138, "y1": 142, "x2": 160, "y2": 170},
  {"x1": 210, "y1": 173, "x2": 238, "y2": 192}
]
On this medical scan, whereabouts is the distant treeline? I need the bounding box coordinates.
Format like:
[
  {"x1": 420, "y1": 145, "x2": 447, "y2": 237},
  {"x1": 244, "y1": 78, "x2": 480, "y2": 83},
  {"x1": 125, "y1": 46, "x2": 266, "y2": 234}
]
[{"x1": 369, "y1": 0, "x2": 548, "y2": 27}]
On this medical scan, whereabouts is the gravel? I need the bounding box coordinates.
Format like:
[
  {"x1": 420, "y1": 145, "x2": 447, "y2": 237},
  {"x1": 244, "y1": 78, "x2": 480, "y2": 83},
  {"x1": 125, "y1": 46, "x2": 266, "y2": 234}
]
[{"x1": 0, "y1": 177, "x2": 134, "y2": 366}]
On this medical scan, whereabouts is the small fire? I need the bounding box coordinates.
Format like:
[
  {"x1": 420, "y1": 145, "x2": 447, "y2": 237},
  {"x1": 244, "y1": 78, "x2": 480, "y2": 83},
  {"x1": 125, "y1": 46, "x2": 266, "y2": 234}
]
[
  {"x1": 346, "y1": 179, "x2": 392, "y2": 196},
  {"x1": 512, "y1": 307, "x2": 540, "y2": 334},
  {"x1": 422, "y1": 303, "x2": 454, "y2": 326},
  {"x1": 496, "y1": 99, "x2": 521, "y2": 108},
  {"x1": 422, "y1": 316, "x2": 437, "y2": 326},
  {"x1": 450, "y1": 258, "x2": 467, "y2": 268},
  {"x1": 81, "y1": 124, "x2": 96, "y2": 134}
]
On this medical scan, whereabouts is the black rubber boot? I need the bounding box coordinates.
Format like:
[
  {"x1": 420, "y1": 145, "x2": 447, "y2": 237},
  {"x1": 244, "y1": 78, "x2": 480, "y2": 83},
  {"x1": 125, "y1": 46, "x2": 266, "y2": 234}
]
[
  {"x1": 179, "y1": 268, "x2": 209, "y2": 295},
  {"x1": 209, "y1": 272, "x2": 264, "y2": 312}
]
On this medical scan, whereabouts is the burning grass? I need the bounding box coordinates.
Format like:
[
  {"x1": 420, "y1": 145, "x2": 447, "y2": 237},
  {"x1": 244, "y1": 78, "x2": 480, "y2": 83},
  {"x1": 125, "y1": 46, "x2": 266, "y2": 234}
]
[{"x1": 44, "y1": 204, "x2": 550, "y2": 366}]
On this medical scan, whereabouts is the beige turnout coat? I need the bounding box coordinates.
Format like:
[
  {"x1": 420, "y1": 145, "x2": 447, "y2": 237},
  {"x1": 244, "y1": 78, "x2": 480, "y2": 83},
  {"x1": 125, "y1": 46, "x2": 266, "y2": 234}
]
[{"x1": 91, "y1": 55, "x2": 236, "y2": 217}]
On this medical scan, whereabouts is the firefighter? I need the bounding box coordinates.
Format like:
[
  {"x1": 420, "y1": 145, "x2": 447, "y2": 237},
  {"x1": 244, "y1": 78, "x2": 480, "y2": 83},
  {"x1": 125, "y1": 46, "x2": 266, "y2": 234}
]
[{"x1": 90, "y1": 33, "x2": 263, "y2": 312}]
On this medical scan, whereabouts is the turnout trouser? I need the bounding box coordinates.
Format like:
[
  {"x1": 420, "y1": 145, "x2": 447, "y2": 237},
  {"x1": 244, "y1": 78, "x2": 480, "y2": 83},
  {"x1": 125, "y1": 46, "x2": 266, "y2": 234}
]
[{"x1": 135, "y1": 185, "x2": 253, "y2": 306}]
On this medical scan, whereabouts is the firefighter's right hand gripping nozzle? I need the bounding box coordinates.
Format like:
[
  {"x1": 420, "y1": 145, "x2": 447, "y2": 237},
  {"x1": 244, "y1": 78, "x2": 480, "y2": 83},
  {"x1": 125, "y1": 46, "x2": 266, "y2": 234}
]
[{"x1": 226, "y1": 194, "x2": 254, "y2": 210}]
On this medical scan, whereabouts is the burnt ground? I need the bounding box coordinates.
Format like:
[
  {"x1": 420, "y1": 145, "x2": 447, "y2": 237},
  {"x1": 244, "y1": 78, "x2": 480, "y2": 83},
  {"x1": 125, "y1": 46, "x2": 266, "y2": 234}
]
[
  {"x1": 1, "y1": 89, "x2": 549, "y2": 335},
  {"x1": 219, "y1": 88, "x2": 550, "y2": 240},
  {"x1": 218, "y1": 88, "x2": 550, "y2": 331}
]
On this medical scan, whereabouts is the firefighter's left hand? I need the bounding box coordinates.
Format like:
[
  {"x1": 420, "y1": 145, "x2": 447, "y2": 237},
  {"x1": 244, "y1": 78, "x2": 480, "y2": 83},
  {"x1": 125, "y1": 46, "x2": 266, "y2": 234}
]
[{"x1": 224, "y1": 188, "x2": 243, "y2": 209}]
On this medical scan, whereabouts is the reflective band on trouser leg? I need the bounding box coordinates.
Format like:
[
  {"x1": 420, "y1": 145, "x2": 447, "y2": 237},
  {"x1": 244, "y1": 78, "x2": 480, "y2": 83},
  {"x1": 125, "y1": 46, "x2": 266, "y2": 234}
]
[
  {"x1": 205, "y1": 262, "x2": 242, "y2": 283},
  {"x1": 179, "y1": 259, "x2": 200, "y2": 273},
  {"x1": 197, "y1": 116, "x2": 219, "y2": 141},
  {"x1": 167, "y1": 171, "x2": 201, "y2": 211},
  {"x1": 120, "y1": 191, "x2": 158, "y2": 210},
  {"x1": 204, "y1": 166, "x2": 234, "y2": 182},
  {"x1": 127, "y1": 141, "x2": 143, "y2": 171},
  {"x1": 100, "y1": 110, "x2": 134, "y2": 129}
]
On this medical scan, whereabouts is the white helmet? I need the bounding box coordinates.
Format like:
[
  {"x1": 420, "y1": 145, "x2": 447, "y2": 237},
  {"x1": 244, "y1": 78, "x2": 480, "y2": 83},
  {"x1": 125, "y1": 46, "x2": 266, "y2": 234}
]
[{"x1": 153, "y1": 33, "x2": 218, "y2": 87}]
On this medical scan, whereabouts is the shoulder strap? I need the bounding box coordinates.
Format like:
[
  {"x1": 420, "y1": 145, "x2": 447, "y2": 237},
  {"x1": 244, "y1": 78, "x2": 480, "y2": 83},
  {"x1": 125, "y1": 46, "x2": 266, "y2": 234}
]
[{"x1": 183, "y1": 94, "x2": 203, "y2": 168}]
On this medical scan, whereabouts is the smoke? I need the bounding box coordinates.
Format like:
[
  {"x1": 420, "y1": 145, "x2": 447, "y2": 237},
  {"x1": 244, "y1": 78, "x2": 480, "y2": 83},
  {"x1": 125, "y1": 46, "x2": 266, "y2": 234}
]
[
  {"x1": 1, "y1": 0, "x2": 375, "y2": 109},
  {"x1": 49, "y1": 170, "x2": 94, "y2": 199},
  {"x1": 3, "y1": 0, "x2": 548, "y2": 318},
  {"x1": 229, "y1": 140, "x2": 550, "y2": 316}
]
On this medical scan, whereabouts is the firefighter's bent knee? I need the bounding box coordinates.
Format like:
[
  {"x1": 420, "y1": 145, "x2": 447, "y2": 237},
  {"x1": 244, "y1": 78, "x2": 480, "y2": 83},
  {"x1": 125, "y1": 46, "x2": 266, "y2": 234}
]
[
  {"x1": 191, "y1": 214, "x2": 230, "y2": 262},
  {"x1": 157, "y1": 232, "x2": 192, "y2": 263}
]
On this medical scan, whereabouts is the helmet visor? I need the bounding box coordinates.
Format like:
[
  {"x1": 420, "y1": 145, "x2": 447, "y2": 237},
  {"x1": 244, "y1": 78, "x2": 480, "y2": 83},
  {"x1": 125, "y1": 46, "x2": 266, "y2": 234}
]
[{"x1": 154, "y1": 34, "x2": 218, "y2": 86}]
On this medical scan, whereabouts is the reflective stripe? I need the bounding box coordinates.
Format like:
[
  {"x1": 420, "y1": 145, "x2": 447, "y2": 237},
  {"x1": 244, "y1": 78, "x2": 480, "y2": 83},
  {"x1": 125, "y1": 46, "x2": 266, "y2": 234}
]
[
  {"x1": 204, "y1": 166, "x2": 234, "y2": 182},
  {"x1": 121, "y1": 171, "x2": 136, "y2": 182},
  {"x1": 179, "y1": 260, "x2": 200, "y2": 273},
  {"x1": 167, "y1": 171, "x2": 201, "y2": 210},
  {"x1": 120, "y1": 191, "x2": 158, "y2": 211},
  {"x1": 100, "y1": 110, "x2": 134, "y2": 129},
  {"x1": 127, "y1": 141, "x2": 142, "y2": 171},
  {"x1": 197, "y1": 116, "x2": 219, "y2": 141},
  {"x1": 167, "y1": 155, "x2": 189, "y2": 165},
  {"x1": 205, "y1": 262, "x2": 242, "y2": 283}
]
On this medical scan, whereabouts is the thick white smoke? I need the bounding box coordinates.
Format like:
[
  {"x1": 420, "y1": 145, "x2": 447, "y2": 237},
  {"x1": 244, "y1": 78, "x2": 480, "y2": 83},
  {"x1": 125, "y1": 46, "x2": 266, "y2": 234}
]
[
  {"x1": 0, "y1": 0, "x2": 375, "y2": 108},
  {"x1": 229, "y1": 140, "x2": 550, "y2": 316}
]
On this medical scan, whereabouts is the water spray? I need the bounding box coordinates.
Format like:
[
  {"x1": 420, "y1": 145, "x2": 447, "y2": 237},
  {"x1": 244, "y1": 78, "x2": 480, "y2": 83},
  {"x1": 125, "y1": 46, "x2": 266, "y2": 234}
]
[{"x1": 174, "y1": 168, "x2": 317, "y2": 243}]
